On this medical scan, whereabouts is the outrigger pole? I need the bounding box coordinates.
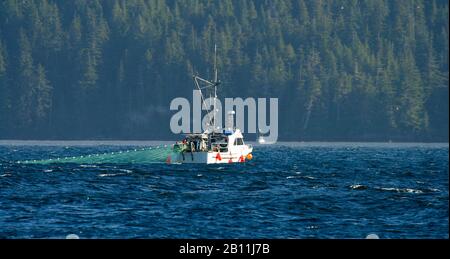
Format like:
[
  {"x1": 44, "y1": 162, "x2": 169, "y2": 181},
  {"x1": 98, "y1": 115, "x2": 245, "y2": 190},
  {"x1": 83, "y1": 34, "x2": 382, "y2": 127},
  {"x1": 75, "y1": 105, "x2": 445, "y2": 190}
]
[
  {"x1": 213, "y1": 44, "x2": 217, "y2": 132},
  {"x1": 192, "y1": 44, "x2": 221, "y2": 133}
]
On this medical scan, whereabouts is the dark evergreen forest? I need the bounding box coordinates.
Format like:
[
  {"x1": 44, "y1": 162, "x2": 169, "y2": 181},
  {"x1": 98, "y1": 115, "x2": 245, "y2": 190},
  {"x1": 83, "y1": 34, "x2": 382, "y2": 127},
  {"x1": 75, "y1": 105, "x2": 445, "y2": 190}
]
[{"x1": 0, "y1": 0, "x2": 448, "y2": 141}]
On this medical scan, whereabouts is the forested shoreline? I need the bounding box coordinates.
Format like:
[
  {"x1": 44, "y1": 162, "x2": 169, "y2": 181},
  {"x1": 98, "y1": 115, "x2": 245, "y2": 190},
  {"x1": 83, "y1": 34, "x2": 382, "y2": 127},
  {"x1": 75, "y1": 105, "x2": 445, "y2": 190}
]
[{"x1": 0, "y1": 0, "x2": 448, "y2": 141}]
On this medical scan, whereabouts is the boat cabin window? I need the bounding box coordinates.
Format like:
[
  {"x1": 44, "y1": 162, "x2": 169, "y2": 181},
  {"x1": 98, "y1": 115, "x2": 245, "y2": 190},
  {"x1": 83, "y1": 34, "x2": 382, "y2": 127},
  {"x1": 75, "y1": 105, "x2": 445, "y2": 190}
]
[{"x1": 234, "y1": 138, "x2": 244, "y2": 145}]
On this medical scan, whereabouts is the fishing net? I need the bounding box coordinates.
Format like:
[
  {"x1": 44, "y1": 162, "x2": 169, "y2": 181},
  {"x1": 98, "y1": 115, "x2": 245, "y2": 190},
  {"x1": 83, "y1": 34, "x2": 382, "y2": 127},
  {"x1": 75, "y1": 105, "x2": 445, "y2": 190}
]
[{"x1": 19, "y1": 145, "x2": 173, "y2": 164}]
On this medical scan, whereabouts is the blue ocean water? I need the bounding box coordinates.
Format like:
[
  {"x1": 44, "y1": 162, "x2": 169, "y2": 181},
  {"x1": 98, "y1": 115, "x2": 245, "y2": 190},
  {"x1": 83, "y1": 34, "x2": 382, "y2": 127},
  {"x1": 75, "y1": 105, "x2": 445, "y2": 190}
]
[{"x1": 0, "y1": 141, "x2": 448, "y2": 239}]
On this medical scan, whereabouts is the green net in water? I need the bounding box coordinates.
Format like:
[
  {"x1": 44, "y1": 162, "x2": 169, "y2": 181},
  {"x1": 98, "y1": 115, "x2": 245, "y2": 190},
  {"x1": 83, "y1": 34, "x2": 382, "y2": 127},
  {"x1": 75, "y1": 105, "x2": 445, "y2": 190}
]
[{"x1": 19, "y1": 146, "x2": 173, "y2": 164}]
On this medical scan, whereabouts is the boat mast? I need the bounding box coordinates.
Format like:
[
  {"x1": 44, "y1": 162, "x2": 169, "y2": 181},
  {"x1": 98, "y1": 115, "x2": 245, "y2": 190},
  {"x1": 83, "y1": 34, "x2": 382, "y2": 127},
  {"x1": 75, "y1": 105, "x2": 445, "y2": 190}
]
[
  {"x1": 213, "y1": 44, "x2": 218, "y2": 133},
  {"x1": 192, "y1": 44, "x2": 220, "y2": 133}
]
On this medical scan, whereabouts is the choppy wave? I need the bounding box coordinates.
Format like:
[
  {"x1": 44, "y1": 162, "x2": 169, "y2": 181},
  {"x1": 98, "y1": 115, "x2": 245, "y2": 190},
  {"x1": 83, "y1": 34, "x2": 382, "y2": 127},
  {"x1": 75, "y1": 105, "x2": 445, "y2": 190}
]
[
  {"x1": 377, "y1": 187, "x2": 423, "y2": 194},
  {"x1": 375, "y1": 187, "x2": 440, "y2": 194},
  {"x1": 99, "y1": 173, "x2": 120, "y2": 177},
  {"x1": 80, "y1": 164, "x2": 98, "y2": 168},
  {"x1": 349, "y1": 184, "x2": 368, "y2": 190},
  {"x1": 349, "y1": 185, "x2": 440, "y2": 194}
]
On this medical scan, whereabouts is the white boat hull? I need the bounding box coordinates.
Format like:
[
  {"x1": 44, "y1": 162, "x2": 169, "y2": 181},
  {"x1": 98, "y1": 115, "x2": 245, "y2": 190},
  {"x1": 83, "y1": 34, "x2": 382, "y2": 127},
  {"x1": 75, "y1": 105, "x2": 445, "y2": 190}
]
[{"x1": 168, "y1": 147, "x2": 253, "y2": 164}]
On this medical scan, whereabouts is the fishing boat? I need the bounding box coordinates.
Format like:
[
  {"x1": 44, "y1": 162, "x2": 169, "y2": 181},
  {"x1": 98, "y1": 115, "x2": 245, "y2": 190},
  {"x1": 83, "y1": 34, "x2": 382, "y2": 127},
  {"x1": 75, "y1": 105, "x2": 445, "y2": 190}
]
[{"x1": 167, "y1": 46, "x2": 253, "y2": 164}]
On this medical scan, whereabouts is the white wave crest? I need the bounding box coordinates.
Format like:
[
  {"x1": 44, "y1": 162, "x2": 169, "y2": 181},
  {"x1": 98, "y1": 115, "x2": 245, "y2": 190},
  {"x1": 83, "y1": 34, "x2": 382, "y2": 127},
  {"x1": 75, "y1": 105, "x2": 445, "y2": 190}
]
[
  {"x1": 349, "y1": 184, "x2": 368, "y2": 190},
  {"x1": 379, "y1": 187, "x2": 424, "y2": 194}
]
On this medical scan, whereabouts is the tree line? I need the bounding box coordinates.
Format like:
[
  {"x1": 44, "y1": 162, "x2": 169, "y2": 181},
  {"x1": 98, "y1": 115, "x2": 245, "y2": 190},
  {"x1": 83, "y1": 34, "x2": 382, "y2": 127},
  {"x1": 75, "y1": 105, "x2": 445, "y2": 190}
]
[{"x1": 0, "y1": 0, "x2": 448, "y2": 141}]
